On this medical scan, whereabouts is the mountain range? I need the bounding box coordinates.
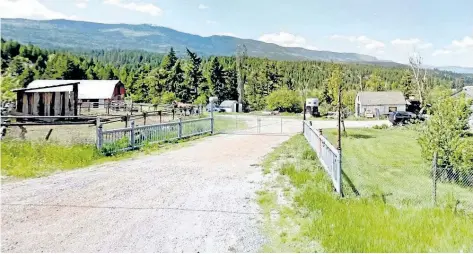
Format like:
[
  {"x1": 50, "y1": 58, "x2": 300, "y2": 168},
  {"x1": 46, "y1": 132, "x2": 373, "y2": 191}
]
[
  {"x1": 1, "y1": 18, "x2": 385, "y2": 63},
  {"x1": 1, "y1": 18, "x2": 472, "y2": 73}
]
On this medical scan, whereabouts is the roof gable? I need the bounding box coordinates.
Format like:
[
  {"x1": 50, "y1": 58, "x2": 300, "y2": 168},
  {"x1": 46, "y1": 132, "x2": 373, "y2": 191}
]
[{"x1": 357, "y1": 91, "x2": 406, "y2": 105}]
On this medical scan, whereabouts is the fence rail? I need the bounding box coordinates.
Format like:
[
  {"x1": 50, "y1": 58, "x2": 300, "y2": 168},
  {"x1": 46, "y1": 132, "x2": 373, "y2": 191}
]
[
  {"x1": 97, "y1": 117, "x2": 212, "y2": 154},
  {"x1": 303, "y1": 120, "x2": 342, "y2": 194}
]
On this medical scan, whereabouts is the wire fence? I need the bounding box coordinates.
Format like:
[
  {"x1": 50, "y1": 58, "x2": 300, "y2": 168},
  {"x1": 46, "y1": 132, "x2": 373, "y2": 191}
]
[
  {"x1": 97, "y1": 117, "x2": 212, "y2": 155},
  {"x1": 303, "y1": 120, "x2": 342, "y2": 194}
]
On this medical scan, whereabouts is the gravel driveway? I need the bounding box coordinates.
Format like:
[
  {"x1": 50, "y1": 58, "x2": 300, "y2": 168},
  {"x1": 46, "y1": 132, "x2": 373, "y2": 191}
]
[
  {"x1": 1, "y1": 116, "x2": 388, "y2": 252},
  {"x1": 1, "y1": 133, "x2": 291, "y2": 252}
]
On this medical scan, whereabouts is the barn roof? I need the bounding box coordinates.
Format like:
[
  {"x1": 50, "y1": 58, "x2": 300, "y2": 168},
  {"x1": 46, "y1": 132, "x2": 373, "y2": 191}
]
[
  {"x1": 357, "y1": 91, "x2": 406, "y2": 106},
  {"x1": 24, "y1": 80, "x2": 122, "y2": 99}
]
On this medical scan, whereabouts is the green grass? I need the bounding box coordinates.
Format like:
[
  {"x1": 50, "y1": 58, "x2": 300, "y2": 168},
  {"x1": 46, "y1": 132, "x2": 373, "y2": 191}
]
[
  {"x1": 259, "y1": 134, "x2": 473, "y2": 252},
  {"x1": 1, "y1": 135, "x2": 202, "y2": 179},
  {"x1": 323, "y1": 128, "x2": 473, "y2": 209}
]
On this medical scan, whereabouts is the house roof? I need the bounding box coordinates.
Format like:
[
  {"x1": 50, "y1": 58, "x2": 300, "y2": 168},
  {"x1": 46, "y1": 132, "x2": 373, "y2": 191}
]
[
  {"x1": 357, "y1": 91, "x2": 406, "y2": 106},
  {"x1": 24, "y1": 80, "x2": 122, "y2": 99},
  {"x1": 220, "y1": 100, "x2": 238, "y2": 108}
]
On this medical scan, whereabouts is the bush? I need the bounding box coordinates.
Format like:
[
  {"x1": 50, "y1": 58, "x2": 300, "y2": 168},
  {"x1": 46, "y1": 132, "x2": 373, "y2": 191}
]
[
  {"x1": 266, "y1": 87, "x2": 302, "y2": 113},
  {"x1": 101, "y1": 136, "x2": 130, "y2": 156},
  {"x1": 161, "y1": 91, "x2": 177, "y2": 104},
  {"x1": 373, "y1": 124, "x2": 390, "y2": 129}
]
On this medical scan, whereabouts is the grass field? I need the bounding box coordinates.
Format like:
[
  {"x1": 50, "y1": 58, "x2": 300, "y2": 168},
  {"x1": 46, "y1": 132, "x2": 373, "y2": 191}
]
[
  {"x1": 0, "y1": 134, "x2": 203, "y2": 179},
  {"x1": 324, "y1": 128, "x2": 473, "y2": 210},
  {"x1": 259, "y1": 135, "x2": 473, "y2": 252}
]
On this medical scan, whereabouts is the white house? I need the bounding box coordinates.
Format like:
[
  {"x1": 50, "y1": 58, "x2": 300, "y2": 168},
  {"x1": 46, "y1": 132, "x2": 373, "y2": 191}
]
[{"x1": 355, "y1": 91, "x2": 406, "y2": 117}]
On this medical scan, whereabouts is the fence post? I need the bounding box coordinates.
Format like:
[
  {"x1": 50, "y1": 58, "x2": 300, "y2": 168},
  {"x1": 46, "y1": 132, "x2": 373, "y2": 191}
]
[
  {"x1": 210, "y1": 102, "x2": 214, "y2": 134},
  {"x1": 143, "y1": 112, "x2": 147, "y2": 126},
  {"x1": 96, "y1": 116, "x2": 102, "y2": 150},
  {"x1": 432, "y1": 151, "x2": 438, "y2": 206},
  {"x1": 178, "y1": 118, "x2": 183, "y2": 138},
  {"x1": 337, "y1": 151, "x2": 343, "y2": 196},
  {"x1": 130, "y1": 120, "x2": 135, "y2": 149},
  {"x1": 125, "y1": 114, "x2": 129, "y2": 128}
]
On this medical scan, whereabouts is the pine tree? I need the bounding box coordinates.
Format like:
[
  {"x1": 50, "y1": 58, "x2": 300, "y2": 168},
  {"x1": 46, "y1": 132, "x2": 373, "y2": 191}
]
[
  {"x1": 209, "y1": 57, "x2": 227, "y2": 103},
  {"x1": 184, "y1": 48, "x2": 205, "y2": 102}
]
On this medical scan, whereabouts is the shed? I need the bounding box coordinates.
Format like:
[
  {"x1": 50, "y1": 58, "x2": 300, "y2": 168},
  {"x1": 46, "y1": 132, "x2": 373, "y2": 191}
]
[
  {"x1": 355, "y1": 91, "x2": 406, "y2": 117},
  {"x1": 219, "y1": 100, "x2": 239, "y2": 113},
  {"x1": 14, "y1": 80, "x2": 126, "y2": 116}
]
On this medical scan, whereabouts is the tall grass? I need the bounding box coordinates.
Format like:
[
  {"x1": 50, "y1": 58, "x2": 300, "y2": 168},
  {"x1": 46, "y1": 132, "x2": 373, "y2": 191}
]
[
  {"x1": 1, "y1": 141, "x2": 103, "y2": 178},
  {"x1": 260, "y1": 135, "x2": 473, "y2": 252}
]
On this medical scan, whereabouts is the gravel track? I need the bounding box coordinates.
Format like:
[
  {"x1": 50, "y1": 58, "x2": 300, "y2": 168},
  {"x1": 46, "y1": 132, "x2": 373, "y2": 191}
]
[
  {"x1": 1, "y1": 132, "x2": 291, "y2": 252},
  {"x1": 1, "y1": 116, "x2": 387, "y2": 252}
]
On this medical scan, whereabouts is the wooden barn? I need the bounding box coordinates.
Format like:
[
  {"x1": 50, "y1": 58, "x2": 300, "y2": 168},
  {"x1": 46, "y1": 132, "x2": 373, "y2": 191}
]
[{"x1": 13, "y1": 80, "x2": 126, "y2": 116}]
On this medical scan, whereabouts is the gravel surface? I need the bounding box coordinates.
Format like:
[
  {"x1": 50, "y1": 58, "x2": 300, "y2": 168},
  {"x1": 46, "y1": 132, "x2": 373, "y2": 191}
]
[
  {"x1": 1, "y1": 132, "x2": 291, "y2": 252},
  {"x1": 1, "y1": 116, "x2": 388, "y2": 252}
]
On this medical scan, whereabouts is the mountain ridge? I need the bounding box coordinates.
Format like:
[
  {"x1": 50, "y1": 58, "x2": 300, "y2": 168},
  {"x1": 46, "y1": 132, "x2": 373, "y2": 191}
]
[{"x1": 1, "y1": 18, "x2": 384, "y2": 63}]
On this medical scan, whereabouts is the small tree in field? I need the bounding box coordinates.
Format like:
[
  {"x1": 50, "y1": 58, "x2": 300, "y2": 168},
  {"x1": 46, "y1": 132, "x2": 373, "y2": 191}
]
[
  {"x1": 266, "y1": 88, "x2": 301, "y2": 113},
  {"x1": 418, "y1": 93, "x2": 472, "y2": 183},
  {"x1": 161, "y1": 91, "x2": 177, "y2": 104}
]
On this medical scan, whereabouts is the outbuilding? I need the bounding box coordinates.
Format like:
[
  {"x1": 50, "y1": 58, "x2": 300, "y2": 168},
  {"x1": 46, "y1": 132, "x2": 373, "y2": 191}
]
[
  {"x1": 14, "y1": 80, "x2": 126, "y2": 116},
  {"x1": 219, "y1": 100, "x2": 239, "y2": 113},
  {"x1": 355, "y1": 91, "x2": 406, "y2": 117}
]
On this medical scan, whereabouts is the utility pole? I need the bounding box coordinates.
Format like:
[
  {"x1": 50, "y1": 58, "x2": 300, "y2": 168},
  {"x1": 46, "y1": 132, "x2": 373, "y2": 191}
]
[{"x1": 337, "y1": 83, "x2": 343, "y2": 196}]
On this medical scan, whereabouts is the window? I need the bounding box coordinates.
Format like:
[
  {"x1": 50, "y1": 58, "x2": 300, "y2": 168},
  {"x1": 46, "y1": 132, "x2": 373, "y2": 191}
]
[{"x1": 389, "y1": 107, "x2": 397, "y2": 112}]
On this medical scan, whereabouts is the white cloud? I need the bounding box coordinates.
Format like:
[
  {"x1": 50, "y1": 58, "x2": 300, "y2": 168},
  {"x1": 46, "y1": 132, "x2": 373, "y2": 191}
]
[
  {"x1": 258, "y1": 32, "x2": 318, "y2": 50},
  {"x1": 104, "y1": 0, "x2": 162, "y2": 16},
  {"x1": 330, "y1": 35, "x2": 385, "y2": 50},
  {"x1": 0, "y1": 0, "x2": 68, "y2": 19},
  {"x1": 432, "y1": 49, "x2": 452, "y2": 56},
  {"x1": 206, "y1": 20, "x2": 217, "y2": 25},
  {"x1": 391, "y1": 38, "x2": 432, "y2": 49},
  {"x1": 215, "y1": 32, "x2": 236, "y2": 37},
  {"x1": 198, "y1": 4, "x2": 208, "y2": 9},
  {"x1": 75, "y1": 0, "x2": 89, "y2": 9},
  {"x1": 451, "y1": 35, "x2": 473, "y2": 49}
]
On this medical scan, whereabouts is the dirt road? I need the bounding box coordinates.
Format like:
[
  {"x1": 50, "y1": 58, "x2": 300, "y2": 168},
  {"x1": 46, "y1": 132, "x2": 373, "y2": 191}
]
[
  {"x1": 1, "y1": 117, "x2": 387, "y2": 252},
  {"x1": 1, "y1": 133, "x2": 292, "y2": 252}
]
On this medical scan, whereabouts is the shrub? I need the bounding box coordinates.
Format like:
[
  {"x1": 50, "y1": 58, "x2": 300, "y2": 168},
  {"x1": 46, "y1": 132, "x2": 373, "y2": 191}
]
[
  {"x1": 101, "y1": 136, "x2": 130, "y2": 156},
  {"x1": 373, "y1": 124, "x2": 389, "y2": 129},
  {"x1": 266, "y1": 87, "x2": 302, "y2": 113},
  {"x1": 161, "y1": 91, "x2": 177, "y2": 104}
]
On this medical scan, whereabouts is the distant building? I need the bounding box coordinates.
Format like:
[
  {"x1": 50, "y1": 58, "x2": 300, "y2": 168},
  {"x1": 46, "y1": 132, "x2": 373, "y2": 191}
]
[
  {"x1": 14, "y1": 80, "x2": 126, "y2": 116},
  {"x1": 219, "y1": 100, "x2": 239, "y2": 113},
  {"x1": 355, "y1": 91, "x2": 406, "y2": 117}
]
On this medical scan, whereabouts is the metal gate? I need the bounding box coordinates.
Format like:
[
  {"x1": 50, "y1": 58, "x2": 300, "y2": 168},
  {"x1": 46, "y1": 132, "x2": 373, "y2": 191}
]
[{"x1": 214, "y1": 115, "x2": 302, "y2": 135}]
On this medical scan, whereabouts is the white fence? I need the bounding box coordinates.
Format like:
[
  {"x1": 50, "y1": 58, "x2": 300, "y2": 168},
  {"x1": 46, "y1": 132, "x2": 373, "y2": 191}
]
[
  {"x1": 303, "y1": 120, "x2": 342, "y2": 194},
  {"x1": 97, "y1": 117, "x2": 213, "y2": 154}
]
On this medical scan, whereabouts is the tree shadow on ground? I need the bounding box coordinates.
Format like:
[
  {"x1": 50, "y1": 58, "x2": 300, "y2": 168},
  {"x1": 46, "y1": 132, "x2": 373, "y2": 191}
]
[{"x1": 347, "y1": 133, "x2": 375, "y2": 139}]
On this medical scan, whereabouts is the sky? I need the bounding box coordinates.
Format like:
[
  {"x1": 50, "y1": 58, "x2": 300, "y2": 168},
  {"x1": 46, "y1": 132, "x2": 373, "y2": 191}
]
[{"x1": 1, "y1": 0, "x2": 472, "y2": 67}]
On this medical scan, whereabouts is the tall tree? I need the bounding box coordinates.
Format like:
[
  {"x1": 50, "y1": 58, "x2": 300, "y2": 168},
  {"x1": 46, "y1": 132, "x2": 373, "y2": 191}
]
[
  {"x1": 184, "y1": 48, "x2": 205, "y2": 102},
  {"x1": 209, "y1": 57, "x2": 227, "y2": 103}
]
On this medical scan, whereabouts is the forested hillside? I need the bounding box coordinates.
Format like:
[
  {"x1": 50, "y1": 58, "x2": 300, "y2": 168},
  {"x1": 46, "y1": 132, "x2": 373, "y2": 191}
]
[
  {"x1": 1, "y1": 18, "x2": 381, "y2": 63},
  {"x1": 1, "y1": 38, "x2": 471, "y2": 112}
]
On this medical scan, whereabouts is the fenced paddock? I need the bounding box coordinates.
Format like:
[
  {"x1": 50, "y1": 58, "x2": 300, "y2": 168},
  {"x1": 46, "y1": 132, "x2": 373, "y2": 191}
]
[{"x1": 302, "y1": 120, "x2": 342, "y2": 194}]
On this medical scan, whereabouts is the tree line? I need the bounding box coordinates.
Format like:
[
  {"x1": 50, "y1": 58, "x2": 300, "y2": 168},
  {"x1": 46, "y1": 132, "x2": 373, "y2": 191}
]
[{"x1": 1, "y1": 38, "x2": 472, "y2": 112}]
